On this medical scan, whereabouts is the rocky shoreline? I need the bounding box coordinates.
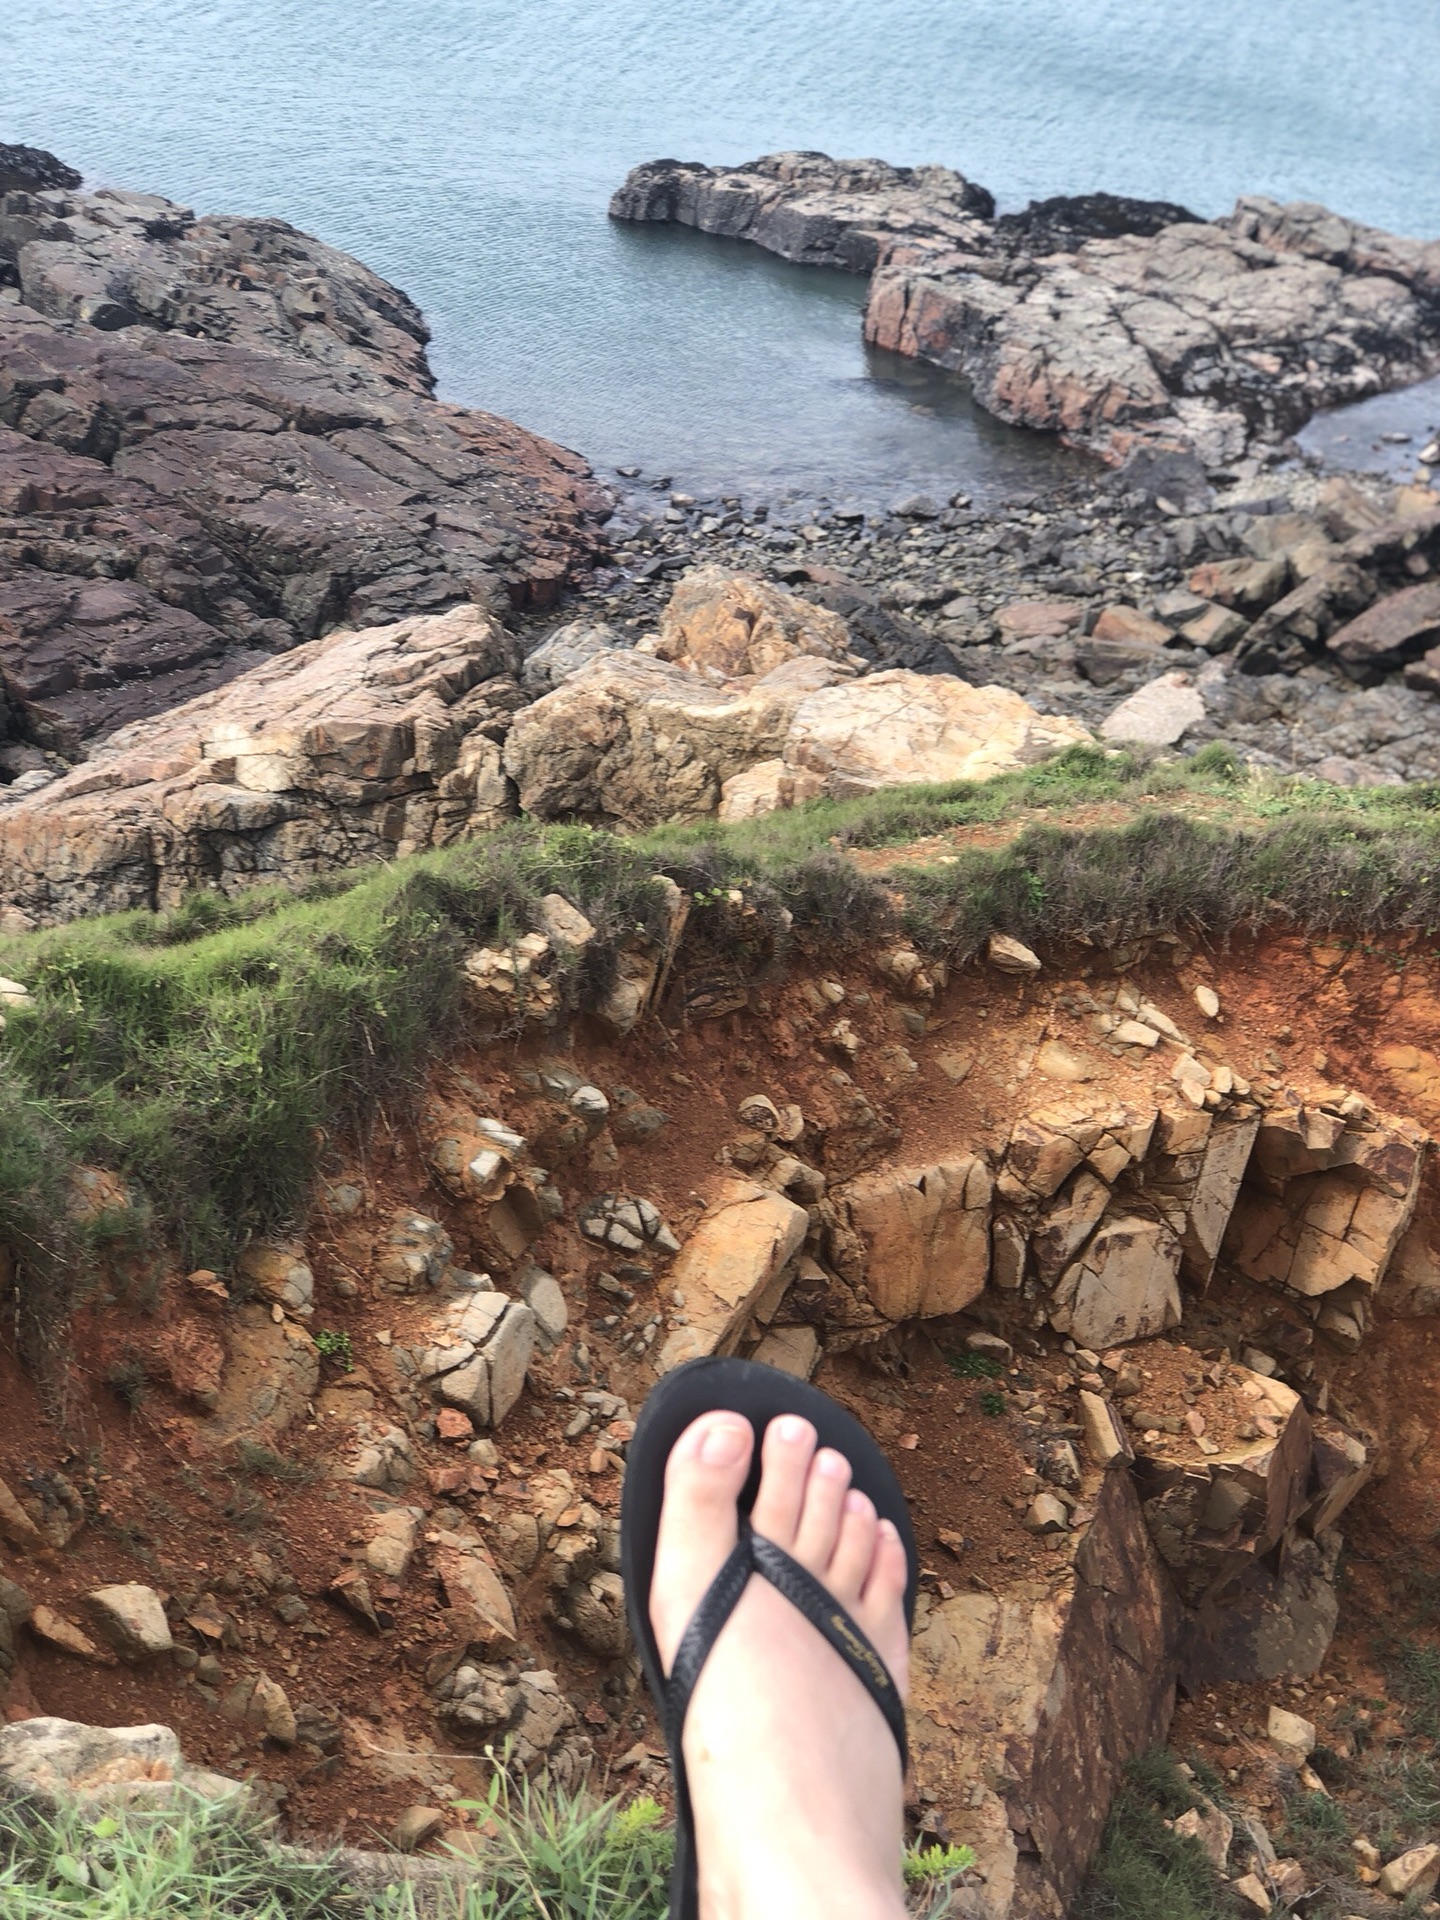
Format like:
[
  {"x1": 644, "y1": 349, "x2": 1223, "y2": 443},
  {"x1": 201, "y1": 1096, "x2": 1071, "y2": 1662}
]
[
  {"x1": 612, "y1": 151, "x2": 1440, "y2": 472},
  {"x1": 2, "y1": 139, "x2": 1440, "y2": 921},
  {"x1": 0, "y1": 142, "x2": 608, "y2": 767}
]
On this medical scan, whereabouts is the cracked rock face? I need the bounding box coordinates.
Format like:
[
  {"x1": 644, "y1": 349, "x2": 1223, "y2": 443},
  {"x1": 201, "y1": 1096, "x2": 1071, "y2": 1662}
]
[
  {"x1": 0, "y1": 160, "x2": 607, "y2": 756},
  {"x1": 613, "y1": 153, "x2": 1440, "y2": 468},
  {"x1": 0, "y1": 603, "x2": 520, "y2": 926}
]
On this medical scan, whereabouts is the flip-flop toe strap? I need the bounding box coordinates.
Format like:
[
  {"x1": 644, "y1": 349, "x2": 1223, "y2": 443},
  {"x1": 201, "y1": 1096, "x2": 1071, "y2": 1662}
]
[{"x1": 662, "y1": 1522, "x2": 908, "y2": 1770}]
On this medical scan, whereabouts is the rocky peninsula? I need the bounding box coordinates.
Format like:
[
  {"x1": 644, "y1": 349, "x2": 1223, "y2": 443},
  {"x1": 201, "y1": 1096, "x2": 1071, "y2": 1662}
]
[{"x1": 612, "y1": 152, "x2": 1440, "y2": 470}]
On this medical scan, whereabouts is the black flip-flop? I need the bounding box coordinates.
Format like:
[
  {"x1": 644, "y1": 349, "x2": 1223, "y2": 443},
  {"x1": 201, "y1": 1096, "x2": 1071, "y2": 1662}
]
[{"x1": 621, "y1": 1354, "x2": 919, "y2": 1920}]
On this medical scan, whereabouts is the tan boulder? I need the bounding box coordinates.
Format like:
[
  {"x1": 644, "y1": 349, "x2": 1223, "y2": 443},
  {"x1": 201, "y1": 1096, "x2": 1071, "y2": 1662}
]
[
  {"x1": 655, "y1": 567, "x2": 856, "y2": 678},
  {"x1": 433, "y1": 1536, "x2": 517, "y2": 1649},
  {"x1": 782, "y1": 670, "x2": 1090, "y2": 797},
  {"x1": 502, "y1": 652, "x2": 802, "y2": 828},
  {"x1": 840, "y1": 1158, "x2": 992, "y2": 1320},
  {"x1": 1146, "y1": 1107, "x2": 1262, "y2": 1287},
  {"x1": 1051, "y1": 1217, "x2": 1182, "y2": 1349},
  {"x1": 1224, "y1": 1102, "x2": 1425, "y2": 1299},
  {"x1": 654, "y1": 1181, "x2": 809, "y2": 1372},
  {"x1": 717, "y1": 759, "x2": 826, "y2": 821},
  {"x1": 0, "y1": 604, "x2": 518, "y2": 928}
]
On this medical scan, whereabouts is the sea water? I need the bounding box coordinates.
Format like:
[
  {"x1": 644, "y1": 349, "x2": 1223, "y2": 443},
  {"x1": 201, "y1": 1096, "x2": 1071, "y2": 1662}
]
[{"x1": 3, "y1": 0, "x2": 1438, "y2": 502}]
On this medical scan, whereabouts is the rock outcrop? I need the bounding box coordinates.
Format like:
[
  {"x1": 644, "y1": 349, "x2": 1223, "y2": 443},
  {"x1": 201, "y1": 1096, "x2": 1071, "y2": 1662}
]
[
  {"x1": 0, "y1": 603, "x2": 518, "y2": 926},
  {"x1": 612, "y1": 153, "x2": 1440, "y2": 468},
  {"x1": 0, "y1": 153, "x2": 606, "y2": 756}
]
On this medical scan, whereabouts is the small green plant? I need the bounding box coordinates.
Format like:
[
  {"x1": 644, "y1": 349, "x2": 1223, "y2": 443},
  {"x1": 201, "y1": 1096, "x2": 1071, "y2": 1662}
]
[
  {"x1": 233, "y1": 1440, "x2": 316, "y2": 1486},
  {"x1": 105, "y1": 1356, "x2": 149, "y2": 1410},
  {"x1": 1074, "y1": 1751, "x2": 1245, "y2": 1920},
  {"x1": 978, "y1": 1390, "x2": 1006, "y2": 1417},
  {"x1": 313, "y1": 1327, "x2": 354, "y2": 1370},
  {"x1": 904, "y1": 1840, "x2": 977, "y2": 1885},
  {"x1": 947, "y1": 1350, "x2": 1004, "y2": 1379}
]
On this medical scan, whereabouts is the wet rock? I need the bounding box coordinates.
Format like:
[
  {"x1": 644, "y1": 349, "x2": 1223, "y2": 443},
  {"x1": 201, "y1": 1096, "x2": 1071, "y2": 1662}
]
[
  {"x1": 84, "y1": 1584, "x2": 174, "y2": 1660},
  {"x1": 610, "y1": 151, "x2": 995, "y2": 275}
]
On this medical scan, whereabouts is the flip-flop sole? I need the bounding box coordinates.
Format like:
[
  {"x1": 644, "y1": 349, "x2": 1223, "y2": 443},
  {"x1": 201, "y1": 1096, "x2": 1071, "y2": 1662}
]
[{"x1": 620, "y1": 1354, "x2": 920, "y2": 1920}]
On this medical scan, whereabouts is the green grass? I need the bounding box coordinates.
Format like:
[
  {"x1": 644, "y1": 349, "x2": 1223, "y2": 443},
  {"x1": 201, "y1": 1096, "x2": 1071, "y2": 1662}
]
[
  {"x1": 1074, "y1": 1752, "x2": 1246, "y2": 1920},
  {"x1": 0, "y1": 1778, "x2": 975, "y2": 1918},
  {"x1": 6, "y1": 749, "x2": 1440, "y2": 1369}
]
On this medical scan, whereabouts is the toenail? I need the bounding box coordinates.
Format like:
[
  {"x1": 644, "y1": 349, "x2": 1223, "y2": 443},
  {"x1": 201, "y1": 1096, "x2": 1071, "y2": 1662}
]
[
  {"x1": 699, "y1": 1418, "x2": 749, "y2": 1466},
  {"x1": 775, "y1": 1416, "x2": 810, "y2": 1445},
  {"x1": 878, "y1": 1518, "x2": 900, "y2": 1543},
  {"x1": 815, "y1": 1449, "x2": 849, "y2": 1480},
  {"x1": 844, "y1": 1489, "x2": 873, "y2": 1516}
]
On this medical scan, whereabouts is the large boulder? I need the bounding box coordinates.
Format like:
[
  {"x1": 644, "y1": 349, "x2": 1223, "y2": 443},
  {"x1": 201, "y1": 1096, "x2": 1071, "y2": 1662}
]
[
  {"x1": 1223, "y1": 1098, "x2": 1425, "y2": 1299},
  {"x1": 653, "y1": 567, "x2": 858, "y2": 678},
  {"x1": 0, "y1": 1717, "x2": 241, "y2": 1810},
  {"x1": 0, "y1": 605, "x2": 518, "y2": 927},
  {"x1": 654, "y1": 1180, "x2": 809, "y2": 1373},
  {"x1": 615, "y1": 153, "x2": 1440, "y2": 467},
  {"x1": 909, "y1": 1468, "x2": 1179, "y2": 1920},
  {"x1": 502, "y1": 652, "x2": 802, "y2": 829},
  {"x1": 782, "y1": 670, "x2": 1090, "y2": 795},
  {"x1": 0, "y1": 177, "x2": 605, "y2": 749}
]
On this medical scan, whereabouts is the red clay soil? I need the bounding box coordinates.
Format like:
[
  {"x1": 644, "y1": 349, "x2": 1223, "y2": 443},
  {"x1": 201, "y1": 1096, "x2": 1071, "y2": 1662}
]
[{"x1": 3, "y1": 928, "x2": 1440, "y2": 1850}]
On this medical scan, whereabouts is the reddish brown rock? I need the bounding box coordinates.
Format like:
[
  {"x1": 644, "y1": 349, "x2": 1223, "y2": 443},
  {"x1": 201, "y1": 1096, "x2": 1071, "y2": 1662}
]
[
  {"x1": 0, "y1": 173, "x2": 606, "y2": 756},
  {"x1": 1327, "y1": 578, "x2": 1440, "y2": 669}
]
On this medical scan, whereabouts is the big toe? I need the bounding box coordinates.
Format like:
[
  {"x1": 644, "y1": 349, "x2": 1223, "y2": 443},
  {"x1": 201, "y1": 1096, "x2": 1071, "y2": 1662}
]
[{"x1": 649, "y1": 1412, "x2": 754, "y2": 1674}]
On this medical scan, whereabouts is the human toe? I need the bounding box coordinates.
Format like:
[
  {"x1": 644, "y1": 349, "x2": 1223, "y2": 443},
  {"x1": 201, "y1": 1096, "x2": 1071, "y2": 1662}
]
[
  {"x1": 791, "y1": 1446, "x2": 853, "y2": 1571},
  {"x1": 750, "y1": 1413, "x2": 817, "y2": 1547},
  {"x1": 650, "y1": 1412, "x2": 754, "y2": 1671}
]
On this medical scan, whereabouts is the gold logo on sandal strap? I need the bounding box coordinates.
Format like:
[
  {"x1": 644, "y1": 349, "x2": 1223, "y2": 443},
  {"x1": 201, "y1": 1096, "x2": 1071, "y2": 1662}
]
[{"x1": 829, "y1": 1611, "x2": 891, "y2": 1691}]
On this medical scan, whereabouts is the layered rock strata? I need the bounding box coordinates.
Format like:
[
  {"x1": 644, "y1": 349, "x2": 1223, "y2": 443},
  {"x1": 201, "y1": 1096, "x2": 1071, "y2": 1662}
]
[
  {"x1": 612, "y1": 153, "x2": 1440, "y2": 469},
  {"x1": 0, "y1": 148, "x2": 606, "y2": 754}
]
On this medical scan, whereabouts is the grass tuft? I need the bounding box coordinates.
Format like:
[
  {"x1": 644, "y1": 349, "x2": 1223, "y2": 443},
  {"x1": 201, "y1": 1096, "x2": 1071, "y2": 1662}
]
[{"x1": 1073, "y1": 1751, "x2": 1245, "y2": 1920}]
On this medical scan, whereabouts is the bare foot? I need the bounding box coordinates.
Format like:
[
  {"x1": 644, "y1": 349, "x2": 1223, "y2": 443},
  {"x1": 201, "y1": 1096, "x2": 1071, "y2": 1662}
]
[{"x1": 649, "y1": 1409, "x2": 911, "y2": 1920}]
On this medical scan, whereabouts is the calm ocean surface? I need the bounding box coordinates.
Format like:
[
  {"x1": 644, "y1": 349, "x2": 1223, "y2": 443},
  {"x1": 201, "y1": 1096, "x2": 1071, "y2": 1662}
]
[{"x1": 4, "y1": 0, "x2": 1439, "y2": 502}]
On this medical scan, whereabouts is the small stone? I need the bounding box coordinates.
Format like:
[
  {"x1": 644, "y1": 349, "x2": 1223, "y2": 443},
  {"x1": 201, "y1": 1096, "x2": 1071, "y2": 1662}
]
[
  {"x1": 987, "y1": 932, "x2": 1041, "y2": 975},
  {"x1": 84, "y1": 1583, "x2": 174, "y2": 1660},
  {"x1": 1379, "y1": 1843, "x2": 1440, "y2": 1899},
  {"x1": 392, "y1": 1805, "x2": 448, "y2": 1852},
  {"x1": 966, "y1": 1331, "x2": 1014, "y2": 1363},
  {"x1": 1267, "y1": 1705, "x2": 1316, "y2": 1758},
  {"x1": 1232, "y1": 1872, "x2": 1272, "y2": 1914},
  {"x1": 1112, "y1": 1019, "x2": 1161, "y2": 1049},
  {"x1": 436, "y1": 1407, "x2": 475, "y2": 1443},
  {"x1": 30, "y1": 1606, "x2": 107, "y2": 1661},
  {"x1": 1024, "y1": 1493, "x2": 1069, "y2": 1534},
  {"x1": 1194, "y1": 984, "x2": 1221, "y2": 1019}
]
